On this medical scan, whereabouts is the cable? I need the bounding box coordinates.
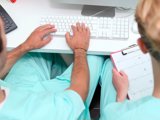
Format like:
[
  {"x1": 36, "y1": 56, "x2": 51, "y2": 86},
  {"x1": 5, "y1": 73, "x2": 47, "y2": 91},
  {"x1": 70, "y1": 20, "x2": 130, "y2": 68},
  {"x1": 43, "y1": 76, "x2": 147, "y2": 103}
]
[
  {"x1": 90, "y1": 8, "x2": 109, "y2": 17},
  {"x1": 115, "y1": 7, "x2": 135, "y2": 18}
]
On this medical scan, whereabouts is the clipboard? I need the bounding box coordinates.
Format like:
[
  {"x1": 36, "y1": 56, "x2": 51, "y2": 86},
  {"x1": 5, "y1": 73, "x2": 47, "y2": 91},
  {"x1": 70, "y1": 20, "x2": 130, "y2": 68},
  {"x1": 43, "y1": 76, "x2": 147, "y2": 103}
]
[{"x1": 111, "y1": 44, "x2": 154, "y2": 100}]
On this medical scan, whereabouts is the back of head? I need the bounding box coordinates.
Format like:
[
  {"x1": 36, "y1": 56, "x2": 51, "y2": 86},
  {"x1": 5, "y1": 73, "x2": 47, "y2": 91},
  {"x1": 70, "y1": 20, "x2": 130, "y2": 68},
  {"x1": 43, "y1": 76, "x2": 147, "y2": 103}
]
[{"x1": 135, "y1": 0, "x2": 160, "y2": 63}]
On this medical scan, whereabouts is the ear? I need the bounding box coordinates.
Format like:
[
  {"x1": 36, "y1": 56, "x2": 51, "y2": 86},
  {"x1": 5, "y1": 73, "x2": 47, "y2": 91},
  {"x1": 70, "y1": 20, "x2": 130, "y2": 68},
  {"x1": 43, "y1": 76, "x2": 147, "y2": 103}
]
[{"x1": 137, "y1": 38, "x2": 148, "y2": 54}]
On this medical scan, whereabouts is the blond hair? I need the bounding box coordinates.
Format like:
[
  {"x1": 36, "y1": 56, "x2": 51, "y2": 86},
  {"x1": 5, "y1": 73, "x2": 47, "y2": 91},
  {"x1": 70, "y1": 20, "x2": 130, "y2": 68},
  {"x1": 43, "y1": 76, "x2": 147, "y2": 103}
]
[{"x1": 135, "y1": 0, "x2": 160, "y2": 61}]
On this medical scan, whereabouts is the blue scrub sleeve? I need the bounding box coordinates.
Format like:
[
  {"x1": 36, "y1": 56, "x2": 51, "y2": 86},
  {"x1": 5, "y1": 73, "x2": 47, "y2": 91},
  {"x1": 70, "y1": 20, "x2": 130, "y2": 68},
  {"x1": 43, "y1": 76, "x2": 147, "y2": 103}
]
[
  {"x1": 54, "y1": 90, "x2": 85, "y2": 120},
  {"x1": 100, "y1": 59, "x2": 117, "y2": 108},
  {"x1": 99, "y1": 59, "x2": 117, "y2": 120}
]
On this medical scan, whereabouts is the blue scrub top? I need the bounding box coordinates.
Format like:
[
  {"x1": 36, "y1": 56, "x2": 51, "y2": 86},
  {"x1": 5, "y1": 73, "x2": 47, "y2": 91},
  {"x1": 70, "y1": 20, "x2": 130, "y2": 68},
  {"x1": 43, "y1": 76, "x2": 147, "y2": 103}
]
[
  {"x1": 0, "y1": 53, "x2": 105, "y2": 120},
  {"x1": 0, "y1": 80, "x2": 85, "y2": 120},
  {"x1": 101, "y1": 96, "x2": 160, "y2": 120}
]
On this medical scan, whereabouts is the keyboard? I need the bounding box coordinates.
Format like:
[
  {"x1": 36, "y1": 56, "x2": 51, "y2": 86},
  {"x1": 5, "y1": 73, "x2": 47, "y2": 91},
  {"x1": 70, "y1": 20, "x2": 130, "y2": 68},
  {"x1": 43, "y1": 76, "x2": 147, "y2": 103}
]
[
  {"x1": 0, "y1": 5, "x2": 17, "y2": 34},
  {"x1": 40, "y1": 16, "x2": 129, "y2": 40}
]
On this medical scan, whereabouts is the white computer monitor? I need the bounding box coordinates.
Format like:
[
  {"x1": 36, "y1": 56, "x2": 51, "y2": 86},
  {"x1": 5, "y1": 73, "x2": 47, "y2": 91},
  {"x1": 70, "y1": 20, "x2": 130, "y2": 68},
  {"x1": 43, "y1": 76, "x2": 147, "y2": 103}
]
[{"x1": 54, "y1": 0, "x2": 139, "y2": 17}]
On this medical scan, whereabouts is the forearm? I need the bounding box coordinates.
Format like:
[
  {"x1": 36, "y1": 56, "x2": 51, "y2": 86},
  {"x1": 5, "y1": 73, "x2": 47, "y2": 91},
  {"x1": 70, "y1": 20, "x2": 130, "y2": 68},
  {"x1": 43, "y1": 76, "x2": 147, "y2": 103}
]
[
  {"x1": 68, "y1": 49, "x2": 90, "y2": 101},
  {"x1": 0, "y1": 24, "x2": 55, "y2": 79},
  {"x1": 0, "y1": 43, "x2": 29, "y2": 79}
]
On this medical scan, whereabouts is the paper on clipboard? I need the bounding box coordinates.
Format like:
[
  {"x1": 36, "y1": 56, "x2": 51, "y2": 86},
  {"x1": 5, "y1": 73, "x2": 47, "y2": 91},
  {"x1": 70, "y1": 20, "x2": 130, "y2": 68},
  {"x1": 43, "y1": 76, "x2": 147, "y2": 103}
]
[{"x1": 111, "y1": 45, "x2": 154, "y2": 100}]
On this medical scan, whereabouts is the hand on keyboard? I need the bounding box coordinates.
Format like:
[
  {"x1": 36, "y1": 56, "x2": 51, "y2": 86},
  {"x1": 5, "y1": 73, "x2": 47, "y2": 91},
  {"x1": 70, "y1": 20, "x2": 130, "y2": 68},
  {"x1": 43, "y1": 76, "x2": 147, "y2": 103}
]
[
  {"x1": 23, "y1": 24, "x2": 56, "y2": 51},
  {"x1": 65, "y1": 22, "x2": 90, "y2": 51}
]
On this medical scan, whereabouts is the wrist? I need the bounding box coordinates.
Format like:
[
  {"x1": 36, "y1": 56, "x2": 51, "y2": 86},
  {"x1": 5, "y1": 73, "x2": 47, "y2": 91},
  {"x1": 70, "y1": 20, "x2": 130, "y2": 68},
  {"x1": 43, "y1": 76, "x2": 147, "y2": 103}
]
[
  {"x1": 21, "y1": 42, "x2": 32, "y2": 52},
  {"x1": 74, "y1": 49, "x2": 87, "y2": 56}
]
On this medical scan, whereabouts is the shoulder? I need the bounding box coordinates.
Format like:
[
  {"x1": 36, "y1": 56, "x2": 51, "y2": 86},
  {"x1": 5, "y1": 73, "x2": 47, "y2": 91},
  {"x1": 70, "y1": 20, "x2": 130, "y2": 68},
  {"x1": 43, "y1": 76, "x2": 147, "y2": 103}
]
[
  {"x1": 101, "y1": 96, "x2": 160, "y2": 120},
  {"x1": 0, "y1": 89, "x2": 85, "y2": 120},
  {"x1": 46, "y1": 90, "x2": 85, "y2": 120}
]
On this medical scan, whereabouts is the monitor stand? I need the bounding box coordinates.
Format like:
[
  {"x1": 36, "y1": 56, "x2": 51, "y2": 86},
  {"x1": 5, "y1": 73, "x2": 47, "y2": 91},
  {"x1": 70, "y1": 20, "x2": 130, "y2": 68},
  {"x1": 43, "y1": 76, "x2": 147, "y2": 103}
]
[{"x1": 81, "y1": 5, "x2": 115, "y2": 17}]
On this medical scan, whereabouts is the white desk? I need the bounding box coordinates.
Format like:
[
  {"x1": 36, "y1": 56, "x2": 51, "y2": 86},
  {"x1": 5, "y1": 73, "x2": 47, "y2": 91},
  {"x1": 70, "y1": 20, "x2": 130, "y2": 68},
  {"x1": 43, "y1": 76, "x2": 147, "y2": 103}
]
[{"x1": 1, "y1": 0, "x2": 140, "y2": 55}]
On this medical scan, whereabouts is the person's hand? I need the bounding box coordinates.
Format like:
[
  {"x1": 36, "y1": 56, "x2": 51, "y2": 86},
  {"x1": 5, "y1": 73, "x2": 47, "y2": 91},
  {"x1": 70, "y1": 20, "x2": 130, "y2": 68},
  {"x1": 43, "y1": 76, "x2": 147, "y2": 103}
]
[
  {"x1": 112, "y1": 68, "x2": 129, "y2": 102},
  {"x1": 65, "y1": 22, "x2": 90, "y2": 52},
  {"x1": 22, "y1": 24, "x2": 57, "y2": 51}
]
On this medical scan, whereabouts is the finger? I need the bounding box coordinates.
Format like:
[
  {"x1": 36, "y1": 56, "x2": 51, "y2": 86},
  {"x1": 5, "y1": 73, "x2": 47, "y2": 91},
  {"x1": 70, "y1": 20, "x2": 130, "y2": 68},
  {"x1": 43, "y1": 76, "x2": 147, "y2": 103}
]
[
  {"x1": 112, "y1": 68, "x2": 120, "y2": 77},
  {"x1": 41, "y1": 35, "x2": 53, "y2": 46},
  {"x1": 119, "y1": 71, "x2": 128, "y2": 78},
  {"x1": 38, "y1": 24, "x2": 55, "y2": 31},
  {"x1": 86, "y1": 27, "x2": 90, "y2": 37},
  {"x1": 65, "y1": 32, "x2": 72, "y2": 45},
  {"x1": 81, "y1": 23, "x2": 85, "y2": 31},
  {"x1": 112, "y1": 68, "x2": 119, "y2": 82},
  {"x1": 76, "y1": 22, "x2": 82, "y2": 32},
  {"x1": 112, "y1": 68, "x2": 117, "y2": 73},
  {"x1": 40, "y1": 28, "x2": 57, "y2": 37},
  {"x1": 71, "y1": 25, "x2": 77, "y2": 35}
]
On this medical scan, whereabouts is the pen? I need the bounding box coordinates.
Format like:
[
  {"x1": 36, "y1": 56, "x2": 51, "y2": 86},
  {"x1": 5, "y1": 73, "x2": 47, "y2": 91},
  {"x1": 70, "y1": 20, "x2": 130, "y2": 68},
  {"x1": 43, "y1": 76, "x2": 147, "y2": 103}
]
[{"x1": 10, "y1": 0, "x2": 16, "y2": 3}]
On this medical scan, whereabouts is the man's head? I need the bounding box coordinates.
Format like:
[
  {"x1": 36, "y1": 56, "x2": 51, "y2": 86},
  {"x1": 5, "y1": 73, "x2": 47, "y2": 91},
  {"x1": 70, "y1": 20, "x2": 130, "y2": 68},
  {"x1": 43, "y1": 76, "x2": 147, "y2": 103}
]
[
  {"x1": 135, "y1": 0, "x2": 160, "y2": 63},
  {"x1": 0, "y1": 18, "x2": 7, "y2": 70}
]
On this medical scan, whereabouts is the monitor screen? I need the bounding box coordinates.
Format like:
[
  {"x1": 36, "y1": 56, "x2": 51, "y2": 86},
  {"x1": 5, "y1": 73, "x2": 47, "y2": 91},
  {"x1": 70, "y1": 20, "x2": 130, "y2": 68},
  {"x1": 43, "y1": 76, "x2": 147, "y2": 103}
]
[{"x1": 55, "y1": 0, "x2": 139, "y2": 9}]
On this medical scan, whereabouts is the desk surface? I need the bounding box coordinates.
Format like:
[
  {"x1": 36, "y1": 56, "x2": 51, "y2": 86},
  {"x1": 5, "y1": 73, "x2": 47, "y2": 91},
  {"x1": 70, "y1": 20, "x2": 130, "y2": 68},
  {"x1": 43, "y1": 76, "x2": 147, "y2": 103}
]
[{"x1": 1, "y1": 0, "x2": 140, "y2": 55}]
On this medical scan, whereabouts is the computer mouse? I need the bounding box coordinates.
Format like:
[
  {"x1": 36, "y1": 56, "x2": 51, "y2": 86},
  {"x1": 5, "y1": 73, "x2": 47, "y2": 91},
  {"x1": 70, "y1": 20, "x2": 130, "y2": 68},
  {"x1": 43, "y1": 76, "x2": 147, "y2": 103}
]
[
  {"x1": 132, "y1": 21, "x2": 139, "y2": 34},
  {"x1": 10, "y1": 0, "x2": 16, "y2": 3}
]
